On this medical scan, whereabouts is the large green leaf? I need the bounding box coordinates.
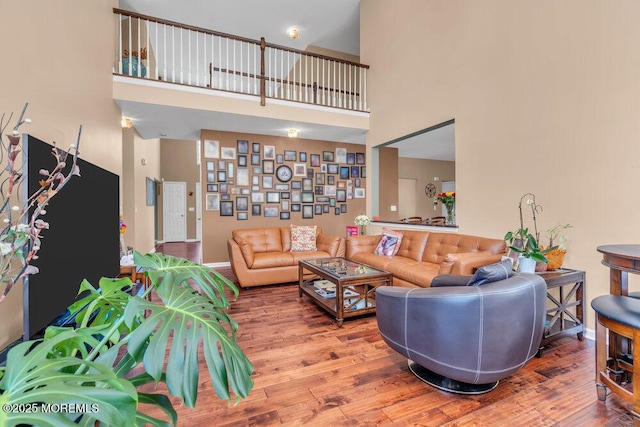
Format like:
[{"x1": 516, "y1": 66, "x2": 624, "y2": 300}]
[
  {"x1": 0, "y1": 330, "x2": 137, "y2": 427},
  {"x1": 67, "y1": 277, "x2": 136, "y2": 339},
  {"x1": 133, "y1": 251, "x2": 238, "y2": 308},
  {"x1": 123, "y1": 284, "x2": 254, "y2": 406}
]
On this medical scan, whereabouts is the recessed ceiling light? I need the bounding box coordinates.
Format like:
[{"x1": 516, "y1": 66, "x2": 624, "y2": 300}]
[
  {"x1": 121, "y1": 117, "x2": 133, "y2": 129},
  {"x1": 160, "y1": 133, "x2": 167, "y2": 137},
  {"x1": 286, "y1": 27, "x2": 299, "y2": 40}
]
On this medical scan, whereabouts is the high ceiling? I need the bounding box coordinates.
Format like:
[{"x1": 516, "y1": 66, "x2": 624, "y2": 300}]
[{"x1": 116, "y1": 0, "x2": 455, "y2": 161}]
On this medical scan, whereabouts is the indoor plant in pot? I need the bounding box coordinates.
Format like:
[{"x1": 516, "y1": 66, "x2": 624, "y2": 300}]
[
  {"x1": 504, "y1": 193, "x2": 556, "y2": 273},
  {"x1": 504, "y1": 227, "x2": 554, "y2": 273}
]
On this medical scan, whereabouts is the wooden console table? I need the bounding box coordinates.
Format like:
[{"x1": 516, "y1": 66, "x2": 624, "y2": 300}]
[{"x1": 536, "y1": 268, "x2": 585, "y2": 354}]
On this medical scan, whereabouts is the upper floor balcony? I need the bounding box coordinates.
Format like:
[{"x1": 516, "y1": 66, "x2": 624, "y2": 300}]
[{"x1": 113, "y1": 8, "x2": 370, "y2": 116}]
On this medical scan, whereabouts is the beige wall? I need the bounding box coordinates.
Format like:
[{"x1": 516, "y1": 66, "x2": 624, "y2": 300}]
[
  {"x1": 361, "y1": 0, "x2": 640, "y2": 331},
  {"x1": 200, "y1": 130, "x2": 366, "y2": 263},
  {"x1": 0, "y1": 0, "x2": 122, "y2": 349},
  {"x1": 122, "y1": 128, "x2": 160, "y2": 254},
  {"x1": 160, "y1": 139, "x2": 200, "y2": 241},
  {"x1": 377, "y1": 147, "x2": 399, "y2": 220},
  {"x1": 398, "y1": 157, "x2": 455, "y2": 219}
]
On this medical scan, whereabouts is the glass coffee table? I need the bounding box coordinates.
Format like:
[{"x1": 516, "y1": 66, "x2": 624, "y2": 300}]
[{"x1": 298, "y1": 257, "x2": 393, "y2": 327}]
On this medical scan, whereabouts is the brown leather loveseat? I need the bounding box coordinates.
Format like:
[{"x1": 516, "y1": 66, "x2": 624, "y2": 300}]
[
  {"x1": 346, "y1": 230, "x2": 506, "y2": 287},
  {"x1": 228, "y1": 226, "x2": 345, "y2": 288}
]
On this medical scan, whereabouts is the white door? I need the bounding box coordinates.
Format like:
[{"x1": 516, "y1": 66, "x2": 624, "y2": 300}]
[
  {"x1": 163, "y1": 181, "x2": 187, "y2": 242},
  {"x1": 398, "y1": 178, "x2": 417, "y2": 219}
]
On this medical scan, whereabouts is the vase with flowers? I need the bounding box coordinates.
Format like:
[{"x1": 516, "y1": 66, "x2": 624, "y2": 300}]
[
  {"x1": 437, "y1": 192, "x2": 456, "y2": 225},
  {"x1": 354, "y1": 214, "x2": 370, "y2": 236}
]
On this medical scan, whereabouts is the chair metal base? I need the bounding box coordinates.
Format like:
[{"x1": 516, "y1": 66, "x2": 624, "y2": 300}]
[{"x1": 408, "y1": 360, "x2": 499, "y2": 395}]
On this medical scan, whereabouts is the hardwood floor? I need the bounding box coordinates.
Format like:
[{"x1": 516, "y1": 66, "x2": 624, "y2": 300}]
[{"x1": 147, "y1": 242, "x2": 634, "y2": 426}]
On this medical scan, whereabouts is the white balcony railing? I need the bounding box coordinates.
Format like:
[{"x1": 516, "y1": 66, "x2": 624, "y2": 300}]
[{"x1": 114, "y1": 8, "x2": 369, "y2": 112}]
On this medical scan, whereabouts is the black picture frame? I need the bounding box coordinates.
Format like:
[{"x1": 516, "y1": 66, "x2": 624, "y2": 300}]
[
  {"x1": 263, "y1": 160, "x2": 274, "y2": 174},
  {"x1": 356, "y1": 152, "x2": 365, "y2": 165},
  {"x1": 251, "y1": 153, "x2": 261, "y2": 165},
  {"x1": 322, "y1": 151, "x2": 334, "y2": 162},
  {"x1": 220, "y1": 201, "x2": 234, "y2": 216},
  {"x1": 252, "y1": 204, "x2": 261, "y2": 216},
  {"x1": 207, "y1": 184, "x2": 218, "y2": 192},
  {"x1": 236, "y1": 196, "x2": 248, "y2": 211},
  {"x1": 284, "y1": 150, "x2": 297, "y2": 161},
  {"x1": 300, "y1": 152, "x2": 307, "y2": 162},
  {"x1": 264, "y1": 206, "x2": 279, "y2": 217},
  {"x1": 314, "y1": 204, "x2": 322, "y2": 215},
  {"x1": 327, "y1": 163, "x2": 339, "y2": 174},
  {"x1": 302, "y1": 205, "x2": 314, "y2": 219},
  {"x1": 310, "y1": 154, "x2": 321, "y2": 167},
  {"x1": 340, "y1": 166, "x2": 349, "y2": 179},
  {"x1": 280, "y1": 212, "x2": 290, "y2": 220},
  {"x1": 291, "y1": 204, "x2": 301, "y2": 212},
  {"x1": 252, "y1": 142, "x2": 260, "y2": 153},
  {"x1": 347, "y1": 153, "x2": 355, "y2": 164},
  {"x1": 302, "y1": 192, "x2": 314, "y2": 203},
  {"x1": 336, "y1": 189, "x2": 347, "y2": 202},
  {"x1": 351, "y1": 166, "x2": 360, "y2": 178},
  {"x1": 237, "y1": 139, "x2": 249, "y2": 154},
  {"x1": 238, "y1": 155, "x2": 247, "y2": 167},
  {"x1": 237, "y1": 212, "x2": 248, "y2": 220}
]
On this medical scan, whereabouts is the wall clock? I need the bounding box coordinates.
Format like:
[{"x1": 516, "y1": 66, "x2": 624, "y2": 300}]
[
  {"x1": 425, "y1": 183, "x2": 437, "y2": 198},
  {"x1": 276, "y1": 165, "x2": 293, "y2": 182}
]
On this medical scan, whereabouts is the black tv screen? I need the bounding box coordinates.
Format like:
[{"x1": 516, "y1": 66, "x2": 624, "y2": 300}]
[{"x1": 23, "y1": 134, "x2": 120, "y2": 338}]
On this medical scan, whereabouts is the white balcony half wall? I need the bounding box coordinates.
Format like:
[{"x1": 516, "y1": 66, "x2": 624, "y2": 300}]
[{"x1": 113, "y1": 76, "x2": 369, "y2": 142}]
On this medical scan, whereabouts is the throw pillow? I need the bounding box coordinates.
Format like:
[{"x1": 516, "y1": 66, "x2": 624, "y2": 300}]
[
  {"x1": 374, "y1": 228, "x2": 404, "y2": 256},
  {"x1": 290, "y1": 225, "x2": 317, "y2": 252},
  {"x1": 467, "y1": 258, "x2": 514, "y2": 286},
  {"x1": 382, "y1": 228, "x2": 404, "y2": 255}
]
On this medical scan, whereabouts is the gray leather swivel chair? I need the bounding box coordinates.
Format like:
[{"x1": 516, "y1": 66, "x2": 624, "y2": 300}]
[{"x1": 376, "y1": 272, "x2": 546, "y2": 394}]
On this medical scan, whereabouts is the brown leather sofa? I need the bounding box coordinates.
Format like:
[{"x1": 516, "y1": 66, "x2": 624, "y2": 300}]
[
  {"x1": 346, "y1": 230, "x2": 506, "y2": 287},
  {"x1": 228, "y1": 227, "x2": 345, "y2": 288}
]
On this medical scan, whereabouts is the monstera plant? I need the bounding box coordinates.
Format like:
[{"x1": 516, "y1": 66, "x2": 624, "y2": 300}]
[{"x1": 0, "y1": 251, "x2": 253, "y2": 426}]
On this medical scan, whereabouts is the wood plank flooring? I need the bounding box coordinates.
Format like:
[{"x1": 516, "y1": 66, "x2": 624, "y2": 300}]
[{"x1": 149, "y1": 242, "x2": 635, "y2": 426}]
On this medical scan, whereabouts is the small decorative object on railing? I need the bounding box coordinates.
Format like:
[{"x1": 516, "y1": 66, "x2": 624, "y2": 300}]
[{"x1": 113, "y1": 8, "x2": 369, "y2": 112}]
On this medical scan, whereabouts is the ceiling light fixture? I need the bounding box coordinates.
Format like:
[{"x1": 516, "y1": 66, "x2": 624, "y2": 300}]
[
  {"x1": 288, "y1": 128, "x2": 298, "y2": 138},
  {"x1": 121, "y1": 117, "x2": 133, "y2": 129},
  {"x1": 286, "y1": 27, "x2": 299, "y2": 40}
]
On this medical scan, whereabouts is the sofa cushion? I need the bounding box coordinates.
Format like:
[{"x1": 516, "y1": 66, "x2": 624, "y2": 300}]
[
  {"x1": 233, "y1": 236, "x2": 255, "y2": 268},
  {"x1": 395, "y1": 231, "x2": 429, "y2": 261},
  {"x1": 252, "y1": 252, "x2": 295, "y2": 269},
  {"x1": 385, "y1": 260, "x2": 441, "y2": 288},
  {"x1": 290, "y1": 225, "x2": 317, "y2": 251},
  {"x1": 438, "y1": 251, "x2": 491, "y2": 274},
  {"x1": 316, "y1": 233, "x2": 341, "y2": 256},
  {"x1": 233, "y1": 228, "x2": 283, "y2": 253},
  {"x1": 468, "y1": 259, "x2": 514, "y2": 286},
  {"x1": 349, "y1": 252, "x2": 397, "y2": 272}
]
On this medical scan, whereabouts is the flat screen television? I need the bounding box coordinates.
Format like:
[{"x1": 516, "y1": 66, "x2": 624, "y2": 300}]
[{"x1": 23, "y1": 134, "x2": 120, "y2": 339}]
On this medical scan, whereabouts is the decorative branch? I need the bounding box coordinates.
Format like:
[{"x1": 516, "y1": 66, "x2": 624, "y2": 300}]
[{"x1": 0, "y1": 104, "x2": 81, "y2": 303}]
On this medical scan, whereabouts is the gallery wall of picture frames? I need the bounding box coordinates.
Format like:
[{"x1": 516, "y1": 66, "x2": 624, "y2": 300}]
[{"x1": 203, "y1": 139, "x2": 366, "y2": 220}]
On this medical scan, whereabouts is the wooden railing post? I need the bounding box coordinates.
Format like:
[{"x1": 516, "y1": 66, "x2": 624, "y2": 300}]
[{"x1": 260, "y1": 37, "x2": 266, "y2": 106}]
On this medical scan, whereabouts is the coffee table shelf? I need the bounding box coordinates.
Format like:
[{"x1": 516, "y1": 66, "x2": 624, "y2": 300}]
[{"x1": 298, "y1": 258, "x2": 392, "y2": 327}]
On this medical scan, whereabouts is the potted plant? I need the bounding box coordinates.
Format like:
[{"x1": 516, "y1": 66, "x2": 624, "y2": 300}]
[
  {"x1": 0, "y1": 106, "x2": 253, "y2": 425},
  {"x1": 544, "y1": 222, "x2": 573, "y2": 270},
  {"x1": 504, "y1": 227, "x2": 555, "y2": 273},
  {"x1": 504, "y1": 193, "x2": 556, "y2": 273}
]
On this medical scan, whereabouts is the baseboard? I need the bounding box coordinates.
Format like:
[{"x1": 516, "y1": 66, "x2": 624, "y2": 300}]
[
  {"x1": 186, "y1": 239, "x2": 199, "y2": 242},
  {"x1": 584, "y1": 328, "x2": 595, "y2": 341},
  {"x1": 205, "y1": 262, "x2": 231, "y2": 268}
]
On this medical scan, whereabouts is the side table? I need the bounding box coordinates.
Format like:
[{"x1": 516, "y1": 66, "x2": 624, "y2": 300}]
[{"x1": 536, "y1": 268, "x2": 585, "y2": 354}]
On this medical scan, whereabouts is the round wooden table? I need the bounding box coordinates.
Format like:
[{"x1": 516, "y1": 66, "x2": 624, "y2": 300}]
[{"x1": 597, "y1": 244, "x2": 640, "y2": 295}]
